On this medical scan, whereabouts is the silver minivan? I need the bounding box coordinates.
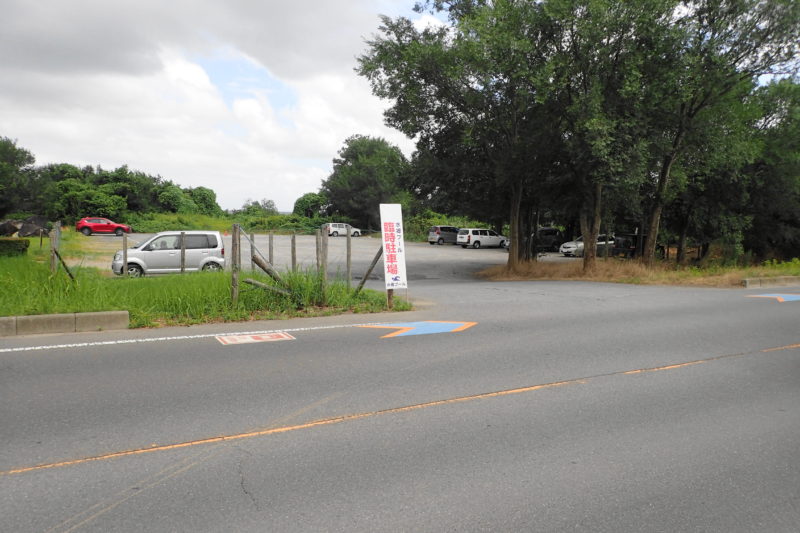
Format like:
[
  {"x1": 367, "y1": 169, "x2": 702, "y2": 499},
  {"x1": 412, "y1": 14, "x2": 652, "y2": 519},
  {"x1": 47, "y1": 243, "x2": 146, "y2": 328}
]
[{"x1": 112, "y1": 231, "x2": 225, "y2": 277}]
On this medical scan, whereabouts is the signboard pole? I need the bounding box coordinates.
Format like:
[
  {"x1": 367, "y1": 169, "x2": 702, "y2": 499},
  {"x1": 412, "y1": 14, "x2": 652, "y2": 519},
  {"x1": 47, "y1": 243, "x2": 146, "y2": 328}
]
[{"x1": 379, "y1": 204, "x2": 408, "y2": 307}]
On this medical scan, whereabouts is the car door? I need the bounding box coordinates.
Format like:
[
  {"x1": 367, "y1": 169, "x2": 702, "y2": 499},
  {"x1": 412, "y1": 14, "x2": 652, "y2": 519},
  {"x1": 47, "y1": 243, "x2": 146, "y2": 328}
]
[
  {"x1": 143, "y1": 234, "x2": 181, "y2": 273},
  {"x1": 487, "y1": 230, "x2": 501, "y2": 247},
  {"x1": 183, "y1": 234, "x2": 212, "y2": 271}
]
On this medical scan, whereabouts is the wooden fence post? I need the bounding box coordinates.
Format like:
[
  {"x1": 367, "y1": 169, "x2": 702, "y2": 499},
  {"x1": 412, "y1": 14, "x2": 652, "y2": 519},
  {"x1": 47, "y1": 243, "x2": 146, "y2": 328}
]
[
  {"x1": 321, "y1": 229, "x2": 328, "y2": 282},
  {"x1": 250, "y1": 233, "x2": 255, "y2": 272},
  {"x1": 346, "y1": 225, "x2": 352, "y2": 289},
  {"x1": 315, "y1": 229, "x2": 322, "y2": 272},
  {"x1": 269, "y1": 231, "x2": 274, "y2": 265},
  {"x1": 231, "y1": 224, "x2": 240, "y2": 305},
  {"x1": 49, "y1": 222, "x2": 61, "y2": 273},
  {"x1": 355, "y1": 247, "x2": 383, "y2": 295},
  {"x1": 122, "y1": 232, "x2": 128, "y2": 276},
  {"x1": 291, "y1": 233, "x2": 297, "y2": 272},
  {"x1": 180, "y1": 231, "x2": 186, "y2": 273}
]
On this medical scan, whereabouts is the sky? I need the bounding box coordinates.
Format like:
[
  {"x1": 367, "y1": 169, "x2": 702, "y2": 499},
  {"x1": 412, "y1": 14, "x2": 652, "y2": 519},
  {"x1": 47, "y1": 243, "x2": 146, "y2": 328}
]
[{"x1": 1, "y1": 1, "x2": 442, "y2": 212}]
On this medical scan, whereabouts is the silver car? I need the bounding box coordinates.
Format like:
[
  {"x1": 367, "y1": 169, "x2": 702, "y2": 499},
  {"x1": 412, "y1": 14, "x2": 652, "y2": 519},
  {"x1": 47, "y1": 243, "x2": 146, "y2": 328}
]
[
  {"x1": 559, "y1": 234, "x2": 614, "y2": 257},
  {"x1": 112, "y1": 231, "x2": 225, "y2": 277}
]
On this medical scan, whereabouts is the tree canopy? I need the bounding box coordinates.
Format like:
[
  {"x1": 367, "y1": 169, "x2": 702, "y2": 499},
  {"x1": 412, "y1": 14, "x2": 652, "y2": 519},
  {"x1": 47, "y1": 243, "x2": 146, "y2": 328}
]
[
  {"x1": 359, "y1": 0, "x2": 800, "y2": 267},
  {"x1": 320, "y1": 135, "x2": 410, "y2": 229}
]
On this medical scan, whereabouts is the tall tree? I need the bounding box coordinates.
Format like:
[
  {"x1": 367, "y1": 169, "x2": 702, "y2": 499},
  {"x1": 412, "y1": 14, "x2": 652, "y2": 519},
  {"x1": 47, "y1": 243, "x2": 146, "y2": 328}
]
[
  {"x1": 293, "y1": 192, "x2": 328, "y2": 218},
  {"x1": 320, "y1": 135, "x2": 409, "y2": 229},
  {"x1": 742, "y1": 79, "x2": 800, "y2": 259},
  {"x1": 360, "y1": 1, "x2": 558, "y2": 268},
  {"x1": 0, "y1": 137, "x2": 35, "y2": 217},
  {"x1": 640, "y1": 0, "x2": 800, "y2": 263}
]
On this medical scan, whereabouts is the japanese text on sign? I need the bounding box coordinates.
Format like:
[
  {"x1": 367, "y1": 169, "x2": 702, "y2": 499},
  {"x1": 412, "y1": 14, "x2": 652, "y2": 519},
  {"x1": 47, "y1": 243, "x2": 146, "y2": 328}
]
[{"x1": 379, "y1": 204, "x2": 408, "y2": 289}]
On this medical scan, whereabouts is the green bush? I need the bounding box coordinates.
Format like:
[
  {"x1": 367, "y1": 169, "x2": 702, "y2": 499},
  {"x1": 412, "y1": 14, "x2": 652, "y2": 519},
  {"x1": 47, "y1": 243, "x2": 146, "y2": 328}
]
[{"x1": 0, "y1": 238, "x2": 30, "y2": 256}]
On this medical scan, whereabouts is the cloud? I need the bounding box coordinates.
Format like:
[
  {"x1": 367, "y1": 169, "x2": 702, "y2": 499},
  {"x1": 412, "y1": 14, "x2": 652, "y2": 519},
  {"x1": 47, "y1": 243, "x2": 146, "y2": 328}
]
[{"x1": 0, "y1": 0, "x2": 418, "y2": 212}]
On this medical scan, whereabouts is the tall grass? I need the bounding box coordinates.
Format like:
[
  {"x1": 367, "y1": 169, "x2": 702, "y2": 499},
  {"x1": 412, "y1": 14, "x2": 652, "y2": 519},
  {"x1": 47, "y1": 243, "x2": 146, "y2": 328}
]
[
  {"x1": 480, "y1": 256, "x2": 800, "y2": 287},
  {"x1": 0, "y1": 257, "x2": 409, "y2": 327}
]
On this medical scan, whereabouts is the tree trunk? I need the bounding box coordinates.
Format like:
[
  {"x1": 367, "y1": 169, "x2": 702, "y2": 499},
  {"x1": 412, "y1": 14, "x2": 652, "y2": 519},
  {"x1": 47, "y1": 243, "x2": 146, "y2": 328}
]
[
  {"x1": 676, "y1": 208, "x2": 692, "y2": 265},
  {"x1": 643, "y1": 116, "x2": 687, "y2": 265},
  {"x1": 581, "y1": 181, "x2": 602, "y2": 273},
  {"x1": 507, "y1": 182, "x2": 523, "y2": 271}
]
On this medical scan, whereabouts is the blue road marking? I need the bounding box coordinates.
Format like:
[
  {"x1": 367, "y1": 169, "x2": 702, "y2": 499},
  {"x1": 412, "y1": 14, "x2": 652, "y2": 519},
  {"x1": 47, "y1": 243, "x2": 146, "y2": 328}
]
[{"x1": 360, "y1": 321, "x2": 477, "y2": 338}]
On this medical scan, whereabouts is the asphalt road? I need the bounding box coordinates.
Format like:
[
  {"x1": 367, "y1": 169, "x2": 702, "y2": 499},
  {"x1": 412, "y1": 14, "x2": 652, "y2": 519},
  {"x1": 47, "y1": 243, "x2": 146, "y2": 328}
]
[{"x1": 2, "y1": 244, "x2": 799, "y2": 532}]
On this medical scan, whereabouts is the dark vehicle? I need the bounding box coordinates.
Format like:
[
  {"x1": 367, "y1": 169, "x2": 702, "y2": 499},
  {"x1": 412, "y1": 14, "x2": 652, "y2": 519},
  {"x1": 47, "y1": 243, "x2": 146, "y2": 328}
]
[
  {"x1": 75, "y1": 217, "x2": 131, "y2": 236},
  {"x1": 612, "y1": 234, "x2": 664, "y2": 259},
  {"x1": 428, "y1": 225, "x2": 459, "y2": 245},
  {"x1": 533, "y1": 227, "x2": 564, "y2": 252}
]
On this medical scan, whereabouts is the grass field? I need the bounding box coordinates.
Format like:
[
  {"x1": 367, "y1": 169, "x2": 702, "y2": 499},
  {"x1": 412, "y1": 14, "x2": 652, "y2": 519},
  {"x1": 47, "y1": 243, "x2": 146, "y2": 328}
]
[{"x1": 1, "y1": 233, "x2": 410, "y2": 327}]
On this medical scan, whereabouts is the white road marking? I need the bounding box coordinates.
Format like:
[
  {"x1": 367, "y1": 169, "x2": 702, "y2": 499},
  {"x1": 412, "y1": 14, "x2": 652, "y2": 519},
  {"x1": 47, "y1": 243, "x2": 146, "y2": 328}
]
[{"x1": 0, "y1": 322, "x2": 386, "y2": 353}]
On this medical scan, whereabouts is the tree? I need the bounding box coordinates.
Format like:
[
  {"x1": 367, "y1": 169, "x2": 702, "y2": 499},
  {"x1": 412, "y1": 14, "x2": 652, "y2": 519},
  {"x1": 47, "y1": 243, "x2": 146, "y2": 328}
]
[
  {"x1": 320, "y1": 135, "x2": 409, "y2": 229},
  {"x1": 0, "y1": 137, "x2": 35, "y2": 217},
  {"x1": 640, "y1": 0, "x2": 800, "y2": 263},
  {"x1": 359, "y1": 1, "x2": 560, "y2": 268},
  {"x1": 186, "y1": 186, "x2": 223, "y2": 216},
  {"x1": 293, "y1": 192, "x2": 328, "y2": 218},
  {"x1": 742, "y1": 79, "x2": 800, "y2": 259}
]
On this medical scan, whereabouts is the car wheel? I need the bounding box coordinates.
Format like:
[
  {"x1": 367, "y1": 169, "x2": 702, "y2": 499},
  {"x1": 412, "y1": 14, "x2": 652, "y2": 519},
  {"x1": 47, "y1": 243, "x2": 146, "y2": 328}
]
[
  {"x1": 437, "y1": 238, "x2": 444, "y2": 245},
  {"x1": 332, "y1": 231, "x2": 338, "y2": 237},
  {"x1": 352, "y1": 231, "x2": 360, "y2": 237},
  {"x1": 499, "y1": 240, "x2": 505, "y2": 248},
  {"x1": 202, "y1": 262, "x2": 223, "y2": 272},
  {"x1": 472, "y1": 241, "x2": 481, "y2": 249},
  {"x1": 81, "y1": 227, "x2": 91, "y2": 236},
  {"x1": 126, "y1": 264, "x2": 143, "y2": 277},
  {"x1": 114, "y1": 228, "x2": 124, "y2": 236}
]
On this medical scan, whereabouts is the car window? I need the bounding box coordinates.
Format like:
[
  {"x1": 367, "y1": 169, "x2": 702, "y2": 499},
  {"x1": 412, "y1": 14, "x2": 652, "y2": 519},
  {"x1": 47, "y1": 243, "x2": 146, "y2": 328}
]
[
  {"x1": 150, "y1": 235, "x2": 180, "y2": 250},
  {"x1": 458, "y1": 229, "x2": 469, "y2": 235},
  {"x1": 488, "y1": 230, "x2": 498, "y2": 236},
  {"x1": 185, "y1": 235, "x2": 210, "y2": 249}
]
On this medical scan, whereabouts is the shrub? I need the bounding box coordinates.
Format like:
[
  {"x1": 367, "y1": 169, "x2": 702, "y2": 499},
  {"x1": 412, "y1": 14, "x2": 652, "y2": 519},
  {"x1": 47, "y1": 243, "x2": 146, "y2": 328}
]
[{"x1": 0, "y1": 238, "x2": 30, "y2": 257}]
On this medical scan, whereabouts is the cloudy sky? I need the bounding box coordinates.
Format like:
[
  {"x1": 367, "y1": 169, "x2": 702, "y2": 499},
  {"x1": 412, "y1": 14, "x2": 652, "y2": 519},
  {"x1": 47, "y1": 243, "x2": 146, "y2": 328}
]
[{"x1": 1, "y1": 1, "x2": 439, "y2": 212}]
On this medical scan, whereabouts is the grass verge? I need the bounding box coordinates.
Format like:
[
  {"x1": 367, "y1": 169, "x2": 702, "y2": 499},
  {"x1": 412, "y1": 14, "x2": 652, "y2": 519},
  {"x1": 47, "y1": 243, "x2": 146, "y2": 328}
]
[{"x1": 0, "y1": 256, "x2": 410, "y2": 328}]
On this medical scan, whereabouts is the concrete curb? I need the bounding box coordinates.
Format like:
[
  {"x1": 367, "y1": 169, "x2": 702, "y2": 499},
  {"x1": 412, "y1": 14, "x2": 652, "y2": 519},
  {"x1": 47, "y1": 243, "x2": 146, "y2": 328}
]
[
  {"x1": 742, "y1": 276, "x2": 800, "y2": 288},
  {"x1": 0, "y1": 311, "x2": 129, "y2": 337}
]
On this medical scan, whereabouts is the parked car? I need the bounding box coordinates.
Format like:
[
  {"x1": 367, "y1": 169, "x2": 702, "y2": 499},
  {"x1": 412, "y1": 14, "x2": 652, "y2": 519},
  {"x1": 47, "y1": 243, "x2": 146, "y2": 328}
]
[
  {"x1": 457, "y1": 228, "x2": 507, "y2": 249},
  {"x1": 112, "y1": 231, "x2": 225, "y2": 277},
  {"x1": 427, "y1": 225, "x2": 460, "y2": 245},
  {"x1": 559, "y1": 234, "x2": 615, "y2": 257},
  {"x1": 76, "y1": 217, "x2": 131, "y2": 236},
  {"x1": 533, "y1": 227, "x2": 565, "y2": 252},
  {"x1": 323, "y1": 223, "x2": 361, "y2": 237}
]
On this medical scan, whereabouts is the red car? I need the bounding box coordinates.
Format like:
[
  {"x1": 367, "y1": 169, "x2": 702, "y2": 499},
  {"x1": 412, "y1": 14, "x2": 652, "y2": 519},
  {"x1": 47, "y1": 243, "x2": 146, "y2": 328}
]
[{"x1": 75, "y1": 217, "x2": 131, "y2": 236}]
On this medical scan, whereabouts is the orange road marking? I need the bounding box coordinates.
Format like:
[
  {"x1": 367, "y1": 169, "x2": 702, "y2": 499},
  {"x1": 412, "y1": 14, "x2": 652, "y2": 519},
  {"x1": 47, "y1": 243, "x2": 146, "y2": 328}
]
[
  {"x1": 3, "y1": 343, "x2": 797, "y2": 477},
  {"x1": 762, "y1": 343, "x2": 800, "y2": 352}
]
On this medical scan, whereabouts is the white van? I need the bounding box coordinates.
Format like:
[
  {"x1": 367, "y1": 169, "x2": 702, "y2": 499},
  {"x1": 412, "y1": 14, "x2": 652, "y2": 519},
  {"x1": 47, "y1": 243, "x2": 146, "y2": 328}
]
[
  {"x1": 457, "y1": 228, "x2": 507, "y2": 249},
  {"x1": 323, "y1": 223, "x2": 361, "y2": 237}
]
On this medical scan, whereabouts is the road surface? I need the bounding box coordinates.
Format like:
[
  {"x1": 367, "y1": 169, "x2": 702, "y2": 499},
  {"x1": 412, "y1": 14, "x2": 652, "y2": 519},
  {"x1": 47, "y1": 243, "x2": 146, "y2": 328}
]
[{"x1": 2, "y1": 243, "x2": 799, "y2": 532}]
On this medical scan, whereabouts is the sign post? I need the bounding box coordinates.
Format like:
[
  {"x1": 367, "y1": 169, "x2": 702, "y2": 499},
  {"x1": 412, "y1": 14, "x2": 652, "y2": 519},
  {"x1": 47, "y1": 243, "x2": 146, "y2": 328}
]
[{"x1": 379, "y1": 204, "x2": 408, "y2": 308}]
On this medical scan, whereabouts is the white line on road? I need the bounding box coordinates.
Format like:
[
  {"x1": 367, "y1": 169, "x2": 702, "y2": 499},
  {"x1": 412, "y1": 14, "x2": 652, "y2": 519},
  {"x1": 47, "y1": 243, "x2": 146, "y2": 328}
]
[{"x1": 0, "y1": 322, "x2": 387, "y2": 353}]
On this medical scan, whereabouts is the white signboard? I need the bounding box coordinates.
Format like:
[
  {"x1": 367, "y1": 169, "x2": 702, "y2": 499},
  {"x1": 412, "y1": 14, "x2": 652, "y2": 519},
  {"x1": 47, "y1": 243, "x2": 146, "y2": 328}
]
[{"x1": 379, "y1": 203, "x2": 408, "y2": 290}]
